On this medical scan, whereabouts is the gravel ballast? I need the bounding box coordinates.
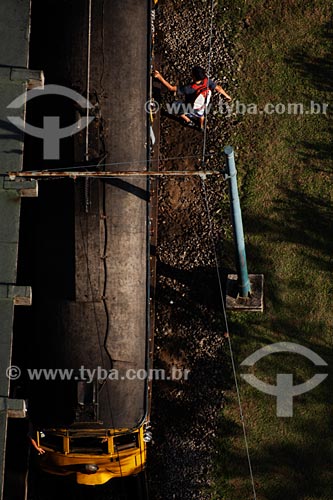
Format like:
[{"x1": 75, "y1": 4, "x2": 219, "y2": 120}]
[{"x1": 149, "y1": 1, "x2": 238, "y2": 499}]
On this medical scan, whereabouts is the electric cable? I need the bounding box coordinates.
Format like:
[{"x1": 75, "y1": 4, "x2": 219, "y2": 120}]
[
  {"x1": 201, "y1": 0, "x2": 215, "y2": 165},
  {"x1": 200, "y1": 177, "x2": 258, "y2": 500},
  {"x1": 85, "y1": 0, "x2": 92, "y2": 162},
  {"x1": 200, "y1": 7, "x2": 257, "y2": 494},
  {"x1": 79, "y1": 0, "x2": 126, "y2": 483}
]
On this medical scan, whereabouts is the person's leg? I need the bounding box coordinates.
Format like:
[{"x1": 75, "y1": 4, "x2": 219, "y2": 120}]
[
  {"x1": 170, "y1": 102, "x2": 192, "y2": 124},
  {"x1": 180, "y1": 113, "x2": 192, "y2": 123}
]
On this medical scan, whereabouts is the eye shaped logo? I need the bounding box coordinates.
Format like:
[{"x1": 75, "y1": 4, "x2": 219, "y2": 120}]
[
  {"x1": 7, "y1": 84, "x2": 94, "y2": 160},
  {"x1": 240, "y1": 342, "x2": 328, "y2": 417}
]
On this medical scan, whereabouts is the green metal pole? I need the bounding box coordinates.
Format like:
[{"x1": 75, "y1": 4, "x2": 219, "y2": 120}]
[{"x1": 224, "y1": 146, "x2": 251, "y2": 297}]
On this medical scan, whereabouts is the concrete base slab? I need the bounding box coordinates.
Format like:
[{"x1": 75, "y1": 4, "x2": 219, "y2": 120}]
[{"x1": 226, "y1": 274, "x2": 264, "y2": 312}]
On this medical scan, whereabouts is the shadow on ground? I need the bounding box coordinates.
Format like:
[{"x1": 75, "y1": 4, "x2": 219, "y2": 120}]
[{"x1": 285, "y1": 20, "x2": 333, "y2": 173}]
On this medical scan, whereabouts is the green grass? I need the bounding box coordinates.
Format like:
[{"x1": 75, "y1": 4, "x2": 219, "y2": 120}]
[{"x1": 213, "y1": 1, "x2": 333, "y2": 499}]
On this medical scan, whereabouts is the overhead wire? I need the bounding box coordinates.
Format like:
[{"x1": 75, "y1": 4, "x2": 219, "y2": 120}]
[
  {"x1": 81, "y1": 1, "x2": 125, "y2": 485},
  {"x1": 80, "y1": 0, "x2": 114, "y2": 392},
  {"x1": 201, "y1": 0, "x2": 215, "y2": 166},
  {"x1": 77, "y1": 207, "x2": 126, "y2": 482},
  {"x1": 84, "y1": 0, "x2": 92, "y2": 212},
  {"x1": 200, "y1": 179, "x2": 257, "y2": 500},
  {"x1": 85, "y1": 0, "x2": 92, "y2": 163},
  {"x1": 91, "y1": 2, "x2": 126, "y2": 485}
]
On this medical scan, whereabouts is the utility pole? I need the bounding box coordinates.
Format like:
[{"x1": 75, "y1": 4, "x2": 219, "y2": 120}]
[
  {"x1": 224, "y1": 146, "x2": 264, "y2": 312},
  {"x1": 224, "y1": 146, "x2": 251, "y2": 297}
]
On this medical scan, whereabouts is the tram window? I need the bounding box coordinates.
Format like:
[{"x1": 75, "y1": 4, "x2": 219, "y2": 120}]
[
  {"x1": 40, "y1": 434, "x2": 63, "y2": 452},
  {"x1": 114, "y1": 433, "x2": 138, "y2": 451},
  {"x1": 69, "y1": 437, "x2": 108, "y2": 454}
]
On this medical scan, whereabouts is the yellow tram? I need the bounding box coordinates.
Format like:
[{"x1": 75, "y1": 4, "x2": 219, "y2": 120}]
[{"x1": 37, "y1": 424, "x2": 151, "y2": 485}]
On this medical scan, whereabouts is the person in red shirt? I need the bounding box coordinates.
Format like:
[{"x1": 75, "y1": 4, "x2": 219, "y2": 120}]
[{"x1": 154, "y1": 66, "x2": 231, "y2": 129}]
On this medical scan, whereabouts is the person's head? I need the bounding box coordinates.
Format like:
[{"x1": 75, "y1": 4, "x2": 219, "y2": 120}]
[{"x1": 191, "y1": 66, "x2": 206, "y2": 81}]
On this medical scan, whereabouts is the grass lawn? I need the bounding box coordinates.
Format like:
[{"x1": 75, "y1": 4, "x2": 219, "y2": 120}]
[{"x1": 213, "y1": 1, "x2": 333, "y2": 499}]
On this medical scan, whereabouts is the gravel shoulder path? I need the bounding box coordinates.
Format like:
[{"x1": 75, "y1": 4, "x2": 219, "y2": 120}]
[{"x1": 149, "y1": 1, "x2": 238, "y2": 498}]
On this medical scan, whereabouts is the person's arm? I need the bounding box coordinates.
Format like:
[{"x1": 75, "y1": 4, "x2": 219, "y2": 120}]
[
  {"x1": 215, "y1": 84, "x2": 232, "y2": 101},
  {"x1": 154, "y1": 70, "x2": 177, "y2": 92},
  {"x1": 29, "y1": 435, "x2": 45, "y2": 454}
]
